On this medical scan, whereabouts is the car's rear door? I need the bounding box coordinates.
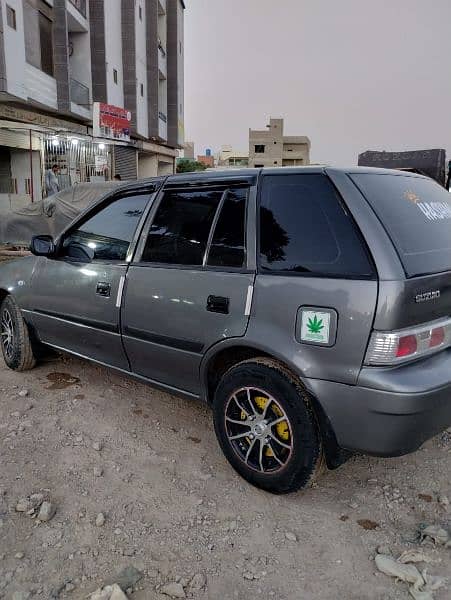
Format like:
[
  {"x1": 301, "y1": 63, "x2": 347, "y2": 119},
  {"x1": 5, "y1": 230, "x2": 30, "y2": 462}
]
[
  {"x1": 122, "y1": 175, "x2": 256, "y2": 395},
  {"x1": 29, "y1": 188, "x2": 157, "y2": 369}
]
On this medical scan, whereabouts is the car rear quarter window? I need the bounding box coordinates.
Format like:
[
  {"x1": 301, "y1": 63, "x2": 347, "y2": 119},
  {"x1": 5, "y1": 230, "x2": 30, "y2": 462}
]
[
  {"x1": 207, "y1": 188, "x2": 247, "y2": 268},
  {"x1": 350, "y1": 173, "x2": 451, "y2": 277},
  {"x1": 259, "y1": 173, "x2": 375, "y2": 278}
]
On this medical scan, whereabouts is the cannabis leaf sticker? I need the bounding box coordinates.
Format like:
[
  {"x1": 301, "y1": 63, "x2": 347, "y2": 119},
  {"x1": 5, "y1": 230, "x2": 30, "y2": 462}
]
[{"x1": 307, "y1": 315, "x2": 324, "y2": 334}]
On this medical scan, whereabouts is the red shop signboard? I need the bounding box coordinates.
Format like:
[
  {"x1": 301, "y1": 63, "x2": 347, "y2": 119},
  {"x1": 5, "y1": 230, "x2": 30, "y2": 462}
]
[{"x1": 93, "y1": 102, "x2": 132, "y2": 142}]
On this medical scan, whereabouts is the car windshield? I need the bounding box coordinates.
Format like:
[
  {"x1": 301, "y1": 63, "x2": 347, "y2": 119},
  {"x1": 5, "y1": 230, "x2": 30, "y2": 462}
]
[{"x1": 350, "y1": 173, "x2": 451, "y2": 277}]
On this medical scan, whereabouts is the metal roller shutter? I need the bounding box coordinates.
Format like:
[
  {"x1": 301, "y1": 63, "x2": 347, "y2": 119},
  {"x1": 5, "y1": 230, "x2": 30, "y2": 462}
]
[
  {"x1": 0, "y1": 147, "x2": 11, "y2": 193},
  {"x1": 114, "y1": 145, "x2": 137, "y2": 181}
]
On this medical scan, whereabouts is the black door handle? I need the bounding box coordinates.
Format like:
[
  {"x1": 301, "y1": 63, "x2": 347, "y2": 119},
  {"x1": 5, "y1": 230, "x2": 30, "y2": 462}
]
[
  {"x1": 207, "y1": 295, "x2": 229, "y2": 314},
  {"x1": 96, "y1": 282, "x2": 111, "y2": 297}
]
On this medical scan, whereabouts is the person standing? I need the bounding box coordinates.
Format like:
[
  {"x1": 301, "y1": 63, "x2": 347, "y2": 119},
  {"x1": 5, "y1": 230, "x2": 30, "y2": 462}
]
[{"x1": 45, "y1": 164, "x2": 60, "y2": 196}]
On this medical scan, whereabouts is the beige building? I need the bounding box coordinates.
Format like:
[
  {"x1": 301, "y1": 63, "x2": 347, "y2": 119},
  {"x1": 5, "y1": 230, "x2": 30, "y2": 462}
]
[
  {"x1": 218, "y1": 145, "x2": 249, "y2": 167},
  {"x1": 249, "y1": 118, "x2": 310, "y2": 168},
  {"x1": 183, "y1": 142, "x2": 195, "y2": 159}
]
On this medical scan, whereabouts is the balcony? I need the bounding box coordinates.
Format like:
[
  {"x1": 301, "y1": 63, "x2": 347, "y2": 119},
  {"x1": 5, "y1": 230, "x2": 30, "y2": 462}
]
[
  {"x1": 158, "y1": 112, "x2": 167, "y2": 141},
  {"x1": 67, "y1": 0, "x2": 88, "y2": 32},
  {"x1": 158, "y1": 45, "x2": 167, "y2": 79},
  {"x1": 158, "y1": 0, "x2": 166, "y2": 15},
  {"x1": 70, "y1": 78, "x2": 90, "y2": 106},
  {"x1": 69, "y1": 0, "x2": 86, "y2": 17},
  {"x1": 25, "y1": 63, "x2": 58, "y2": 110}
]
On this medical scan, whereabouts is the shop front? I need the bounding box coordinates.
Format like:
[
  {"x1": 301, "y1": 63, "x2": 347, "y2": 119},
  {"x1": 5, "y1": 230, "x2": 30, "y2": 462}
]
[
  {"x1": 0, "y1": 105, "x2": 120, "y2": 204},
  {"x1": 0, "y1": 124, "x2": 113, "y2": 204},
  {"x1": 43, "y1": 133, "x2": 112, "y2": 189}
]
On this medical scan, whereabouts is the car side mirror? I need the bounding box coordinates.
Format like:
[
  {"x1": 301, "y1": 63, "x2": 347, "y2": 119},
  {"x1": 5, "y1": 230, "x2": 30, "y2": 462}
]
[
  {"x1": 30, "y1": 235, "x2": 55, "y2": 257},
  {"x1": 64, "y1": 241, "x2": 95, "y2": 263}
]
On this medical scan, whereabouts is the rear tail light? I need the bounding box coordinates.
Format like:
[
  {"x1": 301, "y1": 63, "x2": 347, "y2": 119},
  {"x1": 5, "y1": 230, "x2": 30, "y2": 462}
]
[
  {"x1": 430, "y1": 326, "x2": 445, "y2": 348},
  {"x1": 396, "y1": 335, "x2": 418, "y2": 358},
  {"x1": 365, "y1": 318, "x2": 451, "y2": 366}
]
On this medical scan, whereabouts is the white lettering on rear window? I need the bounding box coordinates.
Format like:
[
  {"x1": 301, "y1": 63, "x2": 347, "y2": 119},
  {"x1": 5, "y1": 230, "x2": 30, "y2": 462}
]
[{"x1": 417, "y1": 202, "x2": 451, "y2": 221}]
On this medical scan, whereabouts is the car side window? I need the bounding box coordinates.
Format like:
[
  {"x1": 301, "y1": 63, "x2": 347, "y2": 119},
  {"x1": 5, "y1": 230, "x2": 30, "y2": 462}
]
[
  {"x1": 207, "y1": 188, "x2": 247, "y2": 268},
  {"x1": 140, "y1": 189, "x2": 224, "y2": 266},
  {"x1": 259, "y1": 174, "x2": 375, "y2": 277},
  {"x1": 62, "y1": 193, "x2": 149, "y2": 262}
]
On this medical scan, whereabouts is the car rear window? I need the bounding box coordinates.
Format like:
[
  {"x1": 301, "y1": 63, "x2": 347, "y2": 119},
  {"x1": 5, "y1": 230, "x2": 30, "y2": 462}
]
[
  {"x1": 351, "y1": 173, "x2": 451, "y2": 277},
  {"x1": 259, "y1": 173, "x2": 375, "y2": 278}
]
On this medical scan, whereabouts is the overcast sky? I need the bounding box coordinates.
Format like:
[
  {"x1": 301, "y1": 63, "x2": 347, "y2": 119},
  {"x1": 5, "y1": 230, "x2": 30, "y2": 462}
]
[{"x1": 184, "y1": 0, "x2": 451, "y2": 164}]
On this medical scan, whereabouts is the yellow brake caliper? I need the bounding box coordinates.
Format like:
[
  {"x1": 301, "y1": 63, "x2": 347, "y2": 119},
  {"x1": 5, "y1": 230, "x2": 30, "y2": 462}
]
[
  {"x1": 272, "y1": 404, "x2": 290, "y2": 442},
  {"x1": 251, "y1": 396, "x2": 289, "y2": 457}
]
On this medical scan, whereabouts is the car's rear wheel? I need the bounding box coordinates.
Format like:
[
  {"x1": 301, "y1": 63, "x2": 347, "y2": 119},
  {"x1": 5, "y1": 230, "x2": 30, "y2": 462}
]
[
  {"x1": 0, "y1": 295, "x2": 36, "y2": 371},
  {"x1": 213, "y1": 358, "x2": 324, "y2": 494}
]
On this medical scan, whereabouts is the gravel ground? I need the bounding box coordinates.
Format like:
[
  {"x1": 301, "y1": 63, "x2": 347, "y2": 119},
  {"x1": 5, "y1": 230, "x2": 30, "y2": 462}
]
[{"x1": 0, "y1": 353, "x2": 450, "y2": 600}]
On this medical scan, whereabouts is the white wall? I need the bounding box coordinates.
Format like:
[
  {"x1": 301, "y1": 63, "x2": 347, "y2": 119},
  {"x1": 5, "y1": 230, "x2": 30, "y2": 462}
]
[
  {"x1": 104, "y1": 0, "x2": 124, "y2": 108},
  {"x1": 135, "y1": 0, "x2": 148, "y2": 137},
  {"x1": 2, "y1": 0, "x2": 27, "y2": 100},
  {"x1": 25, "y1": 63, "x2": 58, "y2": 109}
]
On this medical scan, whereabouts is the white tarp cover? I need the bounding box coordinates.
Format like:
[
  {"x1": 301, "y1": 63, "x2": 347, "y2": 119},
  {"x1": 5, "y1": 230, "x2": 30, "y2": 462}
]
[{"x1": 0, "y1": 182, "x2": 120, "y2": 245}]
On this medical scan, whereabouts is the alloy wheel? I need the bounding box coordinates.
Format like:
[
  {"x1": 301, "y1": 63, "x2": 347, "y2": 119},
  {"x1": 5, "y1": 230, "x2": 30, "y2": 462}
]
[
  {"x1": 224, "y1": 387, "x2": 293, "y2": 473},
  {"x1": 1, "y1": 307, "x2": 15, "y2": 360}
]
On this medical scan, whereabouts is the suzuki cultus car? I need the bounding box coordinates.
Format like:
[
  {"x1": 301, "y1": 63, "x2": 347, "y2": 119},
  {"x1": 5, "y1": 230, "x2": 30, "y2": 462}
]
[{"x1": 2, "y1": 167, "x2": 451, "y2": 493}]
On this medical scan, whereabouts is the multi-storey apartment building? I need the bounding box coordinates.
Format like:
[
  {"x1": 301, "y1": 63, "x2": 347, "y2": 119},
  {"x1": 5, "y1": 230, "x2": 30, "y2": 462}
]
[
  {"x1": 248, "y1": 118, "x2": 310, "y2": 168},
  {"x1": 0, "y1": 0, "x2": 184, "y2": 202}
]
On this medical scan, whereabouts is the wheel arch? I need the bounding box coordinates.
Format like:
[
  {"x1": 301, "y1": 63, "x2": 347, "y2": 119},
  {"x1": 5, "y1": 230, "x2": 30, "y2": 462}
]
[
  {"x1": 201, "y1": 341, "x2": 350, "y2": 470},
  {"x1": 0, "y1": 287, "x2": 9, "y2": 305}
]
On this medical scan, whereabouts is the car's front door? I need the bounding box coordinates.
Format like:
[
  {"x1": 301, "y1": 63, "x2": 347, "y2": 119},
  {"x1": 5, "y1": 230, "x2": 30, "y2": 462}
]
[
  {"x1": 122, "y1": 179, "x2": 256, "y2": 395},
  {"x1": 29, "y1": 191, "x2": 153, "y2": 369}
]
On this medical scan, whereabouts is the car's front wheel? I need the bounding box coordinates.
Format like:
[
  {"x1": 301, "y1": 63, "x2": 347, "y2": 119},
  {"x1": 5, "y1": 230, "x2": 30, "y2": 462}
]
[
  {"x1": 0, "y1": 295, "x2": 36, "y2": 371},
  {"x1": 213, "y1": 358, "x2": 324, "y2": 494}
]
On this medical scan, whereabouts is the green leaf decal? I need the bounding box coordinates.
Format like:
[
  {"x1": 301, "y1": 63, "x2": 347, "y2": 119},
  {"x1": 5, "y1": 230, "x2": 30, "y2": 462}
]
[{"x1": 307, "y1": 315, "x2": 324, "y2": 334}]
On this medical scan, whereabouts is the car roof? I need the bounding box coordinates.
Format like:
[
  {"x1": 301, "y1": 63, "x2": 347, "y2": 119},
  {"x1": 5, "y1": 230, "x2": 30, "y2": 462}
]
[{"x1": 112, "y1": 165, "x2": 428, "y2": 190}]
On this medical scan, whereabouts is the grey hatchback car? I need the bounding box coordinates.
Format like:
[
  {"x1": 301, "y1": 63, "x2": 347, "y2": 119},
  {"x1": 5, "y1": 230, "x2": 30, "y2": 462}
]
[{"x1": 2, "y1": 167, "x2": 451, "y2": 494}]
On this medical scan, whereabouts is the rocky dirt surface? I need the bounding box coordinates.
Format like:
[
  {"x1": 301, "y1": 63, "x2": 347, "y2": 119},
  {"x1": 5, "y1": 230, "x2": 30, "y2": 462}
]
[{"x1": 1, "y1": 354, "x2": 450, "y2": 599}]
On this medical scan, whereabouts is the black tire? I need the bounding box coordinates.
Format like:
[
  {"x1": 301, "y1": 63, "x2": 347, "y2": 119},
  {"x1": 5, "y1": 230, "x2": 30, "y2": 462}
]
[
  {"x1": 213, "y1": 358, "x2": 324, "y2": 494},
  {"x1": 0, "y1": 295, "x2": 36, "y2": 371}
]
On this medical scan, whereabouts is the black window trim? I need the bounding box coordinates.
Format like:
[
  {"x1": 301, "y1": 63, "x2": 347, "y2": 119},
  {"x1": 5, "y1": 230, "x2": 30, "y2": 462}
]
[
  {"x1": 256, "y1": 172, "x2": 377, "y2": 280},
  {"x1": 133, "y1": 184, "x2": 251, "y2": 272},
  {"x1": 55, "y1": 180, "x2": 163, "y2": 244},
  {"x1": 163, "y1": 176, "x2": 256, "y2": 190},
  {"x1": 202, "y1": 188, "x2": 228, "y2": 267}
]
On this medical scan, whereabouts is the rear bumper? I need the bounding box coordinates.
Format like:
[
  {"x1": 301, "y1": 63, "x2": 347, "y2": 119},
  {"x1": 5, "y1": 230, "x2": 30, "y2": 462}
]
[{"x1": 306, "y1": 349, "x2": 451, "y2": 457}]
